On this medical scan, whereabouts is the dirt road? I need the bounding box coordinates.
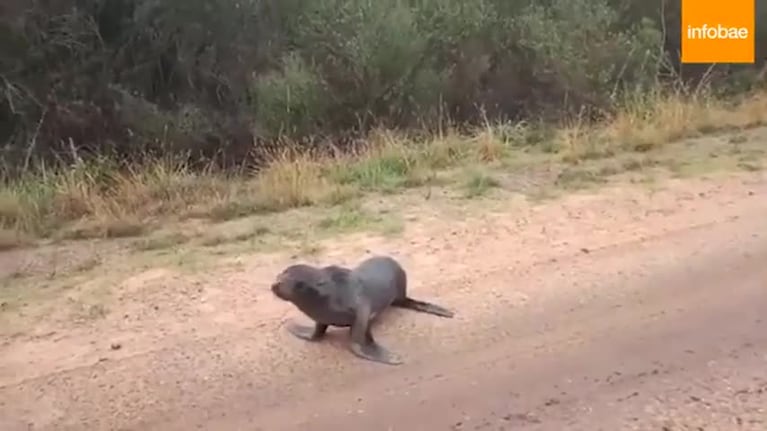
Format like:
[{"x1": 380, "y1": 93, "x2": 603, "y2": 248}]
[{"x1": 1, "y1": 174, "x2": 766, "y2": 430}]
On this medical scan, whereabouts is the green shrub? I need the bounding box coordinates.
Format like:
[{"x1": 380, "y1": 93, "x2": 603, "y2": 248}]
[
  {"x1": 253, "y1": 53, "x2": 329, "y2": 139},
  {"x1": 0, "y1": 0, "x2": 763, "y2": 171}
]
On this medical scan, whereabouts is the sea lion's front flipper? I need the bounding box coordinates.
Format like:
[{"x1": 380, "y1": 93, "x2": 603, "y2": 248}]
[
  {"x1": 349, "y1": 301, "x2": 403, "y2": 365},
  {"x1": 287, "y1": 321, "x2": 328, "y2": 341}
]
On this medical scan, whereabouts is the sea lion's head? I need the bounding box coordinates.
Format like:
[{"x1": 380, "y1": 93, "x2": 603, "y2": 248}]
[{"x1": 271, "y1": 264, "x2": 322, "y2": 303}]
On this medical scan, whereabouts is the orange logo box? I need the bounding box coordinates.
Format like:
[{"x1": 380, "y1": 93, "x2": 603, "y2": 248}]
[{"x1": 681, "y1": 0, "x2": 755, "y2": 63}]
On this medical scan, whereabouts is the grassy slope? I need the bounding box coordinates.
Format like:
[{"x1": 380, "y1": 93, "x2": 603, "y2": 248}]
[{"x1": 2, "y1": 90, "x2": 766, "y2": 248}]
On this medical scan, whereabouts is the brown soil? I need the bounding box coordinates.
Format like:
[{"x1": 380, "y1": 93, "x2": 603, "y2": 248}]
[{"x1": 1, "y1": 170, "x2": 766, "y2": 430}]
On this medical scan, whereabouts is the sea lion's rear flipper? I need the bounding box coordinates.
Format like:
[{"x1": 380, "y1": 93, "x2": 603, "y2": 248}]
[
  {"x1": 287, "y1": 321, "x2": 328, "y2": 341},
  {"x1": 393, "y1": 297, "x2": 455, "y2": 318},
  {"x1": 349, "y1": 302, "x2": 403, "y2": 365}
]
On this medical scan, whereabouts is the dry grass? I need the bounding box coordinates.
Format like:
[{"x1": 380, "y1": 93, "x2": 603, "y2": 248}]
[
  {"x1": 1, "y1": 89, "x2": 766, "y2": 247},
  {"x1": 557, "y1": 90, "x2": 767, "y2": 162}
]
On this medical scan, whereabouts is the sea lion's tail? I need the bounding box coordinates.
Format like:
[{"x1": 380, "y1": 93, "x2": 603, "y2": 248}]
[{"x1": 393, "y1": 297, "x2": 455, "y2": 318}]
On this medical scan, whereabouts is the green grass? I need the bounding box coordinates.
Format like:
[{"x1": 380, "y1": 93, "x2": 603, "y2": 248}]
[
  {"x1": 462, "y1": 169, "x2": 501, "y2": 198},
  {"x1": 316, "y1": 204, "x2": 378, "y2": 231},
  {"x1": 132, "y1": 232, "x2": 191, "y2": 251}
]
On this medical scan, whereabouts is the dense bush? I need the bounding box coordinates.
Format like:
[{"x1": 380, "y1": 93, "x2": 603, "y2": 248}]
[{"x1": 1, "y1": 0, "x2": 764, "y2": 174}]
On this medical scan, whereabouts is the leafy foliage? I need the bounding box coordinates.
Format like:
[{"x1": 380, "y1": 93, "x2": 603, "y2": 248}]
[{"x1": 0, "y1": 0, "x2": 764, "y2": 175}]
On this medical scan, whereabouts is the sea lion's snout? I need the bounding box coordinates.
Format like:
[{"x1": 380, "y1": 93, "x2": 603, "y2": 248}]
[
  {"x1": 271, "y1": 279, "x2": 283, "y2": 296},
  {"x1": 271, "y1": 278, "x2": 292, "y2": 301}
]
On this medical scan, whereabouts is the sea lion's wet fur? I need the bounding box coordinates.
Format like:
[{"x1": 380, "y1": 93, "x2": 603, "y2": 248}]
[{"x1": 271, "y1": 256, "x2": 454, "y2": 365}]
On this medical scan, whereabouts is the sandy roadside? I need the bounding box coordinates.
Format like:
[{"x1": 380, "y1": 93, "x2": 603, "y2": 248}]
[{"x1": 0, "y1": 171, "x2": 765, "y2": 430}]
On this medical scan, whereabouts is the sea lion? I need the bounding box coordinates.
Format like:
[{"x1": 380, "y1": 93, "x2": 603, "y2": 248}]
[{"x1": 271, "y1": 255, "x2": 454, "y2": 365}]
